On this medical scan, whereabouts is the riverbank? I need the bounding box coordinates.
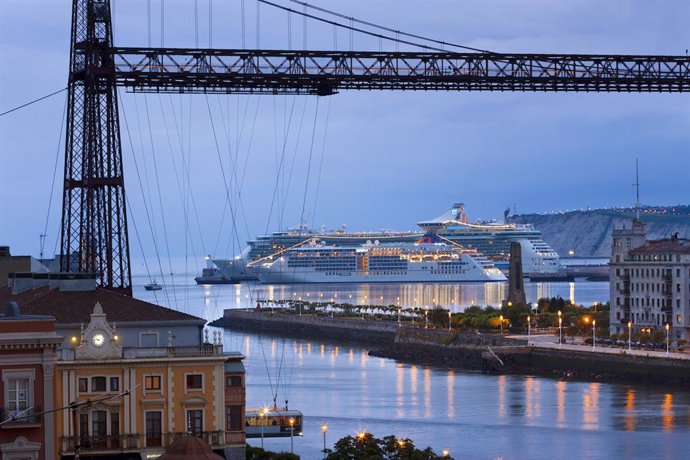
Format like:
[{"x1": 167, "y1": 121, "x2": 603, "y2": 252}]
[{"x1": 212, "y1": 309, "x2": 690, "y2": 387}]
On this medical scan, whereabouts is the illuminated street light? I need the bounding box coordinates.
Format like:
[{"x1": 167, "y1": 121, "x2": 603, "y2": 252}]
[
  {"x1": 527, "y1": 315, "x2": 531, "y2": 345},
  {"x1": 442, "y1": 449, "x2": 450, "y2": 458},
  {"x1": 448, "y1": 311, "x2": 452, "y2": 332},
  {"x1": 321, "y1": 424, "x2": 328, "y2": 459},
  {"x1": 666, "y1": 323, "x2": 670, "y2": 355},
  {"x1": 628, "y1": 321, "x2": 632, "y2": 352},
  {"x1": 289, "y1": 418, "x2": 295, "y2": 453},
  {"x1": 259, "y1": 409, "x2": 265, "y2": 449},
  {"x1": 499, "y1": 315, "x2": 504, "y2": 335},
  {"x1": 558, "y1": 316, "x2": 563, "y2": 346},
  {"x1": 592, "y1": 319, "x2": 596, "y2": 349}
]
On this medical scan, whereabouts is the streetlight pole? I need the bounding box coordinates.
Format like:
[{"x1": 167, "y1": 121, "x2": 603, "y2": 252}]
[
  {"x1": 592, "y1": 319, "x2": 596, "y2": 349},
  {"x1": 448, "y1": 311, "x2": 452, "y2": 332},
  {"x1": 666, "y1": 323, "x2": 670, "y2": 355},
  {"x1": 321, "y1": 424, "x2": 328, "y2": 459},
  {"x1": 499, "y1": 315, "x2": 503, "y2": 335},
  {"x1": 425, "y1": 307, "x2": 428, "y2": 329},
  {"x1": 628, "y1": 321, "x2": 632, "y2": 352},
  {"x1": 259, "y1": 410, "x2": 265, "y2": 449},
  {"x1": 398, "y1": 307, "x2": 401, "y2": 326},
  {"x1": 527, "y1": 315, "x2": 531, "y2": 346},
  {"x1": 558, "y1": 317, "x2": 562, "y2": 346},
  {"x1": 289, "y1": 418, "x2": 295, "y2": 454}
]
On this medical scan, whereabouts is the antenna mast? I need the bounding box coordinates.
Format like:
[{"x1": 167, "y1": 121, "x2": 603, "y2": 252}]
[{"x1": 634, "y1": 158, "x2": 641, "y2": 220}]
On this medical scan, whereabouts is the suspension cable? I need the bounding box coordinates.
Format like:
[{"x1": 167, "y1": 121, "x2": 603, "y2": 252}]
[{"x1": 0, "y1": 88, "x2": 67, "y2": 118}]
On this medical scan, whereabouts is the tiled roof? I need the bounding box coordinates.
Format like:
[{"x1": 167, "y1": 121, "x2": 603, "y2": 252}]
[
  {"x1": 630, "y1": 239, "x2": 690, "y2": 255},
  {"x1": 0, "y1": 286, "x2": 203, "y2": 325}
]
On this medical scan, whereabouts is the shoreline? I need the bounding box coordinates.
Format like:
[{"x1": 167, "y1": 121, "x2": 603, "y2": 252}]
[{"x1": 211, "y1": 309, "x2": 690, "y2": 388}]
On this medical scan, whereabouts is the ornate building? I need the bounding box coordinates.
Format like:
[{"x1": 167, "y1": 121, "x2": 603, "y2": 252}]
[
  {"x1": 610, "y1": 220, "x2": 690, "y2": 341},
  {"x1": 54, "y1": 303, "x2": 246, "y2": 459},
  {"x1": 0, "y1": 302, "x2": 63, "y2": 460}
]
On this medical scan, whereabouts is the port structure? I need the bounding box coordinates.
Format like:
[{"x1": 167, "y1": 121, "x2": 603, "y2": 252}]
[
  {"x1": 113, "y1": 48, "x2": 690, "y2": 95},
  {"x1": 61, "y1": 0, "x2": 690, "y2": 295}
]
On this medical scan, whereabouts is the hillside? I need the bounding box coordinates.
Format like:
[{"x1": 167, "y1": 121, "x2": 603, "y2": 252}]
[{"x1": 509, "y1": 206, "x2": 690, "y2": 257}]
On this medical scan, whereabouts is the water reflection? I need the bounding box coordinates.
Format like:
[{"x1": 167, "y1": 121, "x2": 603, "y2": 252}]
[{"x1": 232, "y1": 332, "x2": 690, "y2": 460}]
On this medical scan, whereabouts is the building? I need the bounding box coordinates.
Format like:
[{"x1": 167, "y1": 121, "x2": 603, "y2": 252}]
[
  {"x1": 55, "y1": 303, "x2": 246, "y2": 460},
  {"x1": 610, "y1": 220, "x2": 690, "y2": 340},
  {"x1": 0, "y1": 302, "x2": 63, "y2": 460},
  {"x1": 0, "y1": 247, "x2": 48, "y2": 289}
]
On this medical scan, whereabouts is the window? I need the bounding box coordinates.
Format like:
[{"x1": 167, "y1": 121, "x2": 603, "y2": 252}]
[
  {"x1": 79, "y1": 414, "x2": 89, "y2": 444},
  {"x1": 226, "y1": 376, "x2": 242, "y2": 387},
  {"x1": 78, "y1": 378, "x2": 88, "y2": 393},
  {"x1": 7, "y1": 378, "x2": 29, "y2": 413},
  {"x1": 186, "y1": 410, "x2": 203, "y2": 437},
  {"x1": 110, "y1": 377, "x2": 119, "y2": 392},
  {"x1": 145, "y1": 375, "x2": 161, "y2": 391},
  {"x1": 186, "y1": 374, "x2": 203, "y2": 390},
  {"x1": 226, "y1": 406, "x2": 242, "y2": 431},
  {"x1": 111, "y1": 412, "x2": 120, "y2": 438},
  {"x1": 145, "y1": 412, "x2": 162, "y2": 447},
  {"x1": 91, "y1": 377, "x2": 107, "y2": 392},
  {"x1": 92, "y1": 410, "x2": 108, "y2": 448}
]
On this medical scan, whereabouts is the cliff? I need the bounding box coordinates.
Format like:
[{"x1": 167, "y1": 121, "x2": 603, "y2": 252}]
[{"x1": 509, "y1": 206, "x2": 690, "y2": 257}]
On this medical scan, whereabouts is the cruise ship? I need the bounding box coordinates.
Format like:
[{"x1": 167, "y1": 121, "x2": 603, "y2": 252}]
[
  {"x1": 256, "y1": 240, "x2": 506, "y2": 284},
  {"x1": 200, "y1": 203, "x2": 560, "y2": 283},
  {"x1": 421, "y1": 203, "x2": 560, "y2": 274}
]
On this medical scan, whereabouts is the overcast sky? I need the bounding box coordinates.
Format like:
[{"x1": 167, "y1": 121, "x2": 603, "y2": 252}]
[{"x1": 1, "y1": 0, "x2": 689, "y2": 263}]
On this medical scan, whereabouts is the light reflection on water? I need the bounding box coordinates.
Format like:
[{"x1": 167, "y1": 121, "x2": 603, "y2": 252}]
[
  {"x1": 228, "y1": 332, "x2": 690, "y2": 460},
  {"x1": 133, "y1": 274, "x2": 610, "y2": 318}
]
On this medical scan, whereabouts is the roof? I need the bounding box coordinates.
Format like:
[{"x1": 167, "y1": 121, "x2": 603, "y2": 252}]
[
  {"x1": 630, "y1": 238, "x2": 690, "y2": 255},
  {"x1": 158, "y1": 435, "x2": 224, "y2": 460},
  {"x1": 0, "y1": 286, "x2": 204, "y2": 325}
]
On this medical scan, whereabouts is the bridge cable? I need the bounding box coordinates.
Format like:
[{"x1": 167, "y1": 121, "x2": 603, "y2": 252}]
[
  {"x1": 44, "y1": 92, "x2": 68, "y2": 261},
  {"x1": 284, "y1": 0, "x2": 491, "y2": 53},
  {"x1": 0, "y1": 88, "x2": 66, "y2": 118},
  {"x1": 310, "y1": 97, "x2": 332, "y2": 229}
]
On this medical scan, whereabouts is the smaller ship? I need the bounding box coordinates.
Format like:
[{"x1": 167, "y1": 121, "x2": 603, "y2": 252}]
[
  {"x1": 144, "y1": 280, "x2": 163, "y2": 291},
  {"x1": 194, "y1": 256, "x2": 240, "y2": 284}
]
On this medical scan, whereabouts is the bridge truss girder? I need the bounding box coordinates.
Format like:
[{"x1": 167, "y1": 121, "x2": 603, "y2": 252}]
[{"x1": 113, "y1": 48, "x2": 690, "y2": 95}]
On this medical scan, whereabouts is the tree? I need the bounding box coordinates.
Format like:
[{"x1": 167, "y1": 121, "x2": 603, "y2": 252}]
[{"x1": 325, "y1": 433, "x2": 453, "y2": 460}]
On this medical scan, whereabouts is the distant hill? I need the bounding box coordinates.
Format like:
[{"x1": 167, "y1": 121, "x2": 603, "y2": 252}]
[{"x1": 508, "y1": 206, "x2": 690, "y2": 258}]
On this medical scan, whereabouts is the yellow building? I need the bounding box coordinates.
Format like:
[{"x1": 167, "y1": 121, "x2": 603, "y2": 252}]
[{"x1": 54, "y1": 304, "x2": 245, "y2": 460}]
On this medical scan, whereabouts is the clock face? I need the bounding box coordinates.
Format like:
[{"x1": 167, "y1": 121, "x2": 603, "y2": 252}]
[{"x1": 92, "y1": 333, "x2": 106, "y2": 347}]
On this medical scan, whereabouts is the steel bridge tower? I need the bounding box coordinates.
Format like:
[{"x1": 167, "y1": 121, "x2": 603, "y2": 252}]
[{"x1": 60, "y1": 0, "x2": 131, "y2": 295}]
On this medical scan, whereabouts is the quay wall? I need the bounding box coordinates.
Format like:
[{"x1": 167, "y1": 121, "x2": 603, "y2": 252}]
[{"x1": 213, "y1": 310, "x2": 690, "y2": 386}]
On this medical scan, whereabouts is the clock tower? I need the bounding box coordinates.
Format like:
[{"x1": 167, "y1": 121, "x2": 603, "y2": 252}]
[{"x1": 75, "y1": 303, "x2": 122, "y2": 360}]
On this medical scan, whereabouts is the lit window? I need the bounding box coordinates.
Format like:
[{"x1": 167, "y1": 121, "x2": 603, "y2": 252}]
[{"x1": 145, "y1": 375, "x2": 162, "y2": 391}]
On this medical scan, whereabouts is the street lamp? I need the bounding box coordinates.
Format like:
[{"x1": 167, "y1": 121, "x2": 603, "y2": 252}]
[
  {"x1": 425, "y1": 307, "x2": 429, "y2": 329},
  {"x1": 592, "y1": 319, "x2": 596, "y2": 349},
  {"x1": 289, "y1": 418, "x2": 295, "y2": 453},
  {"x1": 558, "y1": 316, "x2": 562, "y2": 346},
  {"x1": 259, "y1": 409, "x2": 265, "y2": 449},
  {"x1": 442, "y1": 449, "x2": 450, "y2": 458},
  {"x1": 627, "y1": 321, "x2": 632, "y2": 352},
  {"x1": 527, "y1": 315, "x2": 531, "y2": 345},
  {"x1": 666, "y1": 323, "x2": 670, "y2": 355},
  {"x1": 499, "y1": 315, "x2": 504, "y2": 335},
  {"x1": 398, "y1": 307, "x2": 402, "y2": 326},
  {"x1": 321, "y1": 424, "x2": 328, "y2": 459},
  {"x1": 448, "y1": 311, "x2": 452, "y2": 332}
]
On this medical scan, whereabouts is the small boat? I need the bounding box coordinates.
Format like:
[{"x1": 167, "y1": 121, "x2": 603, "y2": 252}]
[
  {"x1": 245, "y1": 408, "x2": 303, "y2": 438},
  {"x1": 144, "y1": 280, "x2": 163, "y2": 291}
]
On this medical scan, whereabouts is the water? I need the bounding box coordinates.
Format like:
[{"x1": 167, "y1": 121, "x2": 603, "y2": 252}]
[
  {"x1": 130, "y1": 270, "x2": 690, "y2": 459},
  {"x1": 227, "y1": 333, "x2": 689, "y2": 460}
]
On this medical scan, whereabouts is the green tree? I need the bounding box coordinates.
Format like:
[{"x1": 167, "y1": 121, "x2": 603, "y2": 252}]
[{"x1": 325, "y1": 433, "x2": 453, "y2": 460}]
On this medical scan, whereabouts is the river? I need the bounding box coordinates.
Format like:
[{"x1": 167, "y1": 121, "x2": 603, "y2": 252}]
[{"x1": 131, "y1": 272, "x2": 689, "y2": 459}]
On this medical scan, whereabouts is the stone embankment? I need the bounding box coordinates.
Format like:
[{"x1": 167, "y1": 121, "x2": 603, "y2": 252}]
[{"x1": 212, "y1": 309, "x2": 690, "y2": 387}]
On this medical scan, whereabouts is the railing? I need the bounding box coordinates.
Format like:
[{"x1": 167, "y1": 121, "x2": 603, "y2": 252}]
[
  {"x1": 61, "y1": 345, "x2": 224, "y2": 361},
  {"x1": 0, "y1": 406, "x2": 42, "y2": 426},
  {"x1": 60, "y1": 431, "x2": 226, "y2": 453}
]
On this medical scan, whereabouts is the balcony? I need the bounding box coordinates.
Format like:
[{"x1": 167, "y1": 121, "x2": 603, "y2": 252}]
[
  {"x1": 0, "y1": 407, "x2": 42, "y2": 427},
  {"x1": 60, "y1": 431, "x2": 227, "y2": 454}
]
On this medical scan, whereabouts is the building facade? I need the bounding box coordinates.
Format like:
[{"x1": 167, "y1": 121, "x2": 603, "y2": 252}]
[
  {"x1": 610, "y1": 221, "x2": 690, "y2": 340},
  {"x1": 0, "y1": 302, "x2": 63, "y2": 460},
  {"x1": 54, "y1": 304, "x2": 245, "y2": 459}
]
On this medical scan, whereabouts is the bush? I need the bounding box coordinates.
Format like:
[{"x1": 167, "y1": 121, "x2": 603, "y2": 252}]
[{"x1": 247, "y1": 446, "x2": 300, "y2": 460}]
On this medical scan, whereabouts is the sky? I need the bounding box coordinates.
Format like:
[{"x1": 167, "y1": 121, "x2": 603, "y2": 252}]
[{"x1": 1, "y1": 0, "x2": 689, "y2": 263}]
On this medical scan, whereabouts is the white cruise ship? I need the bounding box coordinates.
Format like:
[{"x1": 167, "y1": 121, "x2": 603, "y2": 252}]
[
  {"x1": 256, "y1": 241, "x2": 506, "y2": 284},
  {"x1": 418, "y1": 203, "x2": 560, "y2": 274}
]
